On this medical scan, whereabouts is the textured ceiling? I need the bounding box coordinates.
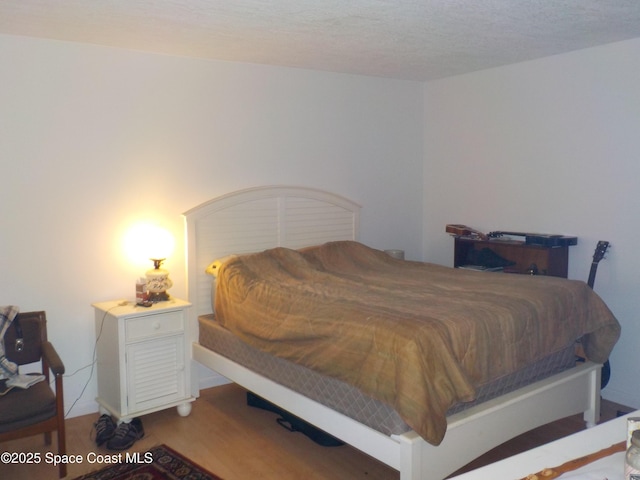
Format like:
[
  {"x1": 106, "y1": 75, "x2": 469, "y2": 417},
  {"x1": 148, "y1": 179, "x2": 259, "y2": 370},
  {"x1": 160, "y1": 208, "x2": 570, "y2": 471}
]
[{"x1": 1, "y1": 0, "x2": 640, "y2": 81}]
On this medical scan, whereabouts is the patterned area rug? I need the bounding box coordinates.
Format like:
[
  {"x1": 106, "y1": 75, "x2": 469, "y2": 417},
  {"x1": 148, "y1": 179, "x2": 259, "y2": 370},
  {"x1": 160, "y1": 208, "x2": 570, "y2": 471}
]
[{"x1": 73, "y1": 444, "x2": 223, "y2": 480}]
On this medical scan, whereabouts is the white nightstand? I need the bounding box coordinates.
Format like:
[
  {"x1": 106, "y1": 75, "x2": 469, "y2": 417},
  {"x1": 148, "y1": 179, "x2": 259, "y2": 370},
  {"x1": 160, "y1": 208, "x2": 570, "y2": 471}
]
[{"x1": 92, "y1": 298, "x2": 194, "y2": 421}]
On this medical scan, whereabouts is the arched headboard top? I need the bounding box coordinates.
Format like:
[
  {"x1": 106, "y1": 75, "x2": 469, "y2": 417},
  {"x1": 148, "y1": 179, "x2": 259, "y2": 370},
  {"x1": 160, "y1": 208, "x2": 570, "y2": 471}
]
[{"x1": 183, "y1": 186, "x2": 361, "y2": 318}]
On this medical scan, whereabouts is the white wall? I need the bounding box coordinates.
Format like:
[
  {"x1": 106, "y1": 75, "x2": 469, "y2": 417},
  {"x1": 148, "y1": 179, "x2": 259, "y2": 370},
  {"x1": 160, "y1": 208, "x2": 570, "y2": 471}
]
[
  {"x1": 423, "y1": 38, "x2": 640, "y2": 408},
  {"x1": 4, "y1": 29, "x2": 636, "y2": 420},
  {"x1": 0, "y1": 34, "x2": 424, "y2": 417}
]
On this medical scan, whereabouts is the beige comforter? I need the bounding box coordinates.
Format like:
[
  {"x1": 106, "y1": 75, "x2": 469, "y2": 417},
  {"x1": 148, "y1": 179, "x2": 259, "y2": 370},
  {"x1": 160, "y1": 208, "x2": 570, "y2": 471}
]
[{"x1": 213, "y1": 241, "x2": 620, "y2": 445}]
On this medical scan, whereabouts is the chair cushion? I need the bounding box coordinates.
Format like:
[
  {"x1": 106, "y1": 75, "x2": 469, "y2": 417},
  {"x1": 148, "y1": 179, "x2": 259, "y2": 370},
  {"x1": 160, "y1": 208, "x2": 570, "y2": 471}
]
[{"x1": 0, "y1": 380, "x2": 56, "y2": 433}]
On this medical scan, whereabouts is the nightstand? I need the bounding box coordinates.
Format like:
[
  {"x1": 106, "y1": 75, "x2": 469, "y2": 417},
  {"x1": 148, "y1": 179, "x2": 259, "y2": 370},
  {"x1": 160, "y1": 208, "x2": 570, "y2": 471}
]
[{"x1": 92, "y1": 298, "x2": 194, "y2": 421}]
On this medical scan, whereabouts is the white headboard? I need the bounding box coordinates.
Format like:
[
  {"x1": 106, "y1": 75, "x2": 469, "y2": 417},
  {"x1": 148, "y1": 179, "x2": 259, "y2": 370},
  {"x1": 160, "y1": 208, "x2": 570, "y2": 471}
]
[{"x1": 183, "y1": 186, "x2": 361, "y2": 319}]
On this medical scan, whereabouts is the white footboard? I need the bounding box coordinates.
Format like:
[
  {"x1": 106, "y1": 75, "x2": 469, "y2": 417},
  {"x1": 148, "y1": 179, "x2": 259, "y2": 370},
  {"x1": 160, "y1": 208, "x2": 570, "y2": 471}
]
[
  {"x1": 403, "y1": 361, "x2": 601, "y2": 479},
  {"x1": 193, "y1": 342, "x2": 601, "y2": 480}
]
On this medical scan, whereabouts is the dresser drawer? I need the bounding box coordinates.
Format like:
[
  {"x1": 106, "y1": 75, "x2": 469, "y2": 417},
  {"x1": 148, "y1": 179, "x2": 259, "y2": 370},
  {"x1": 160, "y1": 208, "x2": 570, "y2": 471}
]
[{"x1": 126, "y1": 310, "x2": 184, "y2": 341}]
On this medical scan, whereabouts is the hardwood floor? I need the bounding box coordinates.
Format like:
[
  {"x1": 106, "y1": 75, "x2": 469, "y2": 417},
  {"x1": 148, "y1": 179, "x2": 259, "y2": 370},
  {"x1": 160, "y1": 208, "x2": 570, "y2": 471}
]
[{"x1": 0, "y1": 384, "x2": 632, "y2": 480}]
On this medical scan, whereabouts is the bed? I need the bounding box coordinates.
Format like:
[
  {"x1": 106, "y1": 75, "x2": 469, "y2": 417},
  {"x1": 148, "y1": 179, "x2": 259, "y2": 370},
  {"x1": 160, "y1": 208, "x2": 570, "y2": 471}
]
[{"x1": 183, "y1": 185, "x2": 620, "y2": 480}]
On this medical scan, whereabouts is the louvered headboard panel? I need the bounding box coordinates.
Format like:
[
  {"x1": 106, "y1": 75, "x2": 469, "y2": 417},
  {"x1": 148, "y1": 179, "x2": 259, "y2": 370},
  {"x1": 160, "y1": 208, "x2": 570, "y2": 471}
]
[{"x1": 183, "y1": 186, "x2": 361, "y2": 319}]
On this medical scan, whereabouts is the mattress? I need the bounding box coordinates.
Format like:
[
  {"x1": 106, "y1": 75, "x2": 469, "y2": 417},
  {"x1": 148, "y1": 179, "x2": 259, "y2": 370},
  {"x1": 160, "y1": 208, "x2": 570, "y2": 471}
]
[{"x1": 199, "y1": 314, "x2": 577, "y2": 437}]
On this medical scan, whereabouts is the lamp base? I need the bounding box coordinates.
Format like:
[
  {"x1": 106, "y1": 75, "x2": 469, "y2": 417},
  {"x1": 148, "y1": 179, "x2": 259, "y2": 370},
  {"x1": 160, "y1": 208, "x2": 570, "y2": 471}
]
[{"x1": 148, "y1": 291, "x2": 170, "y2": 302}]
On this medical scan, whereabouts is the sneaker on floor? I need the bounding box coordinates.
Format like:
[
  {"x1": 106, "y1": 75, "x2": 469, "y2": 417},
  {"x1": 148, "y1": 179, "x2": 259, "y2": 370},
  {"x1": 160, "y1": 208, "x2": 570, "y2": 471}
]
[
  {"x1": 106, "y1": 417, "x2": 145, "y2": 451},
  {"x1": 93, "y1": 414, "x2": 116, "y2": 447}
]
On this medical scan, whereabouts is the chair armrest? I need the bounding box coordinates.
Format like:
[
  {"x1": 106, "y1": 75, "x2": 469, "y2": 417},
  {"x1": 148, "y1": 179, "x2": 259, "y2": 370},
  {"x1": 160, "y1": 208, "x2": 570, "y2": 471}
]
[{"x1": 42, "y1": 341, "x2": 65, "y2": 376}]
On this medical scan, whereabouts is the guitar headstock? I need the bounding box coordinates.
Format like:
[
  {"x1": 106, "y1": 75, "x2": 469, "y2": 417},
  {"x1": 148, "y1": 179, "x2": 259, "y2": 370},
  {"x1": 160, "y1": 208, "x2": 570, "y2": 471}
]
[{"x1": 592, "y1": 240, "x2": 610, "y2": 263}]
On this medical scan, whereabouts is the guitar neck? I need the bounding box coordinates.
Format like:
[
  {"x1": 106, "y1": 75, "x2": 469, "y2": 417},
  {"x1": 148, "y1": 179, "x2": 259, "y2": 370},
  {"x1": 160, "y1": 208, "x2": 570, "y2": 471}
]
[{"x1": 587, "y1": 262, "x2": 598, "y2": 289}]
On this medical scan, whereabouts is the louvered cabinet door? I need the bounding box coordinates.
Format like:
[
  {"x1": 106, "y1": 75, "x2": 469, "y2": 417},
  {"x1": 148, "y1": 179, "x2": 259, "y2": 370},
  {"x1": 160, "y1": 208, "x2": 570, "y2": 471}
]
[
  {"x1": 126, "y1": 334, "x2": 186, "y2": 413},
  {"x1": 93, "y1": 298, "x2": 194, "y2": 421}
]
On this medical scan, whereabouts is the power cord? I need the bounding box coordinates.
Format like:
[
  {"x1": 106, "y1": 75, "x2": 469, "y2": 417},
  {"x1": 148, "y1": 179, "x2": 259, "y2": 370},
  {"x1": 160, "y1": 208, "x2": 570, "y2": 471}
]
[{"x1": 63, "y1": 302, "x2": 127, "y2": 418}]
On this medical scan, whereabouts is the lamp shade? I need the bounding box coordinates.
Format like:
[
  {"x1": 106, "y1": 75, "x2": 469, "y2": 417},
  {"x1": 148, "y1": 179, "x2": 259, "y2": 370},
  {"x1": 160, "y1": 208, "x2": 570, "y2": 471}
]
[
  {"x1": 124, "y1": 222, "x2": 175, "y2": 302},
  {"x1": 124, "y1": 223, "x2": 175, "y2": 266}
]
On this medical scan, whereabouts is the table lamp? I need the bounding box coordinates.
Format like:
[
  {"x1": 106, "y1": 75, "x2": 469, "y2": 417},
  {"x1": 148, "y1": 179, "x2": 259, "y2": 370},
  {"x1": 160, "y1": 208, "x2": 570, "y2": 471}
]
[{"x1": 125, "y1": 223, "x2": 175, "y2": 303}]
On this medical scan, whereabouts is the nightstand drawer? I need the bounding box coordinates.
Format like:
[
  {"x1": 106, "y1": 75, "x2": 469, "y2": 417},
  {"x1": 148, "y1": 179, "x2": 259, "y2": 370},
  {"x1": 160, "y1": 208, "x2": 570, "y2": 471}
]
[{"x1": 126, "y1": 310, "x2": 184, "y2": 341}]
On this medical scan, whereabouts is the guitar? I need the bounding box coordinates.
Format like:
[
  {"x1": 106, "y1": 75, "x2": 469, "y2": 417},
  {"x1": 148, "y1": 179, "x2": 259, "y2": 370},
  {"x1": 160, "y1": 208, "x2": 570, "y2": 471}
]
[
  {"x1": 585, "y1": 240, "x2": 611, "y2": 389},
  {"x1": 587, "y1": 240, "x2": 610, "y2": 289},
  {"x1": 445, "y1": 224, "x2": 488, "y2": 240},
  {"x1": 488, "y1": 231, "x2": 578, "y2": 247}
]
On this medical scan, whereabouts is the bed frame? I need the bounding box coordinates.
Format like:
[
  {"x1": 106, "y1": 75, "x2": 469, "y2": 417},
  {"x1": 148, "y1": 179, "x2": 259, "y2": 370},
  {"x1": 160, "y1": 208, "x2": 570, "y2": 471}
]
[{"x1": 183, "y1": 185, "x2": 601, "y2": 480}]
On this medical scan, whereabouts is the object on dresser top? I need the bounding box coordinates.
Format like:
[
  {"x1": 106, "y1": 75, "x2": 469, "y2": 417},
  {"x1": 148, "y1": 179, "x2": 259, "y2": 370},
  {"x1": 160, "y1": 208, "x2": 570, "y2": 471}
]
[
  {"x1": 488, "y1": 230, "x2": 578, "y2": 247},
  {"x1": 445, "y1": 224, "x2": 488, "y2": 240}
]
